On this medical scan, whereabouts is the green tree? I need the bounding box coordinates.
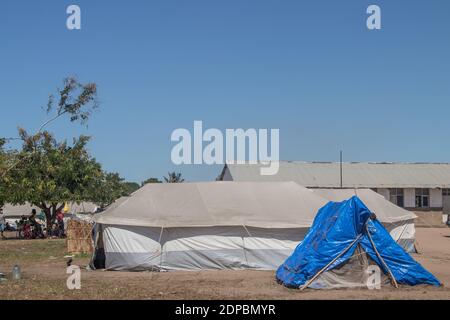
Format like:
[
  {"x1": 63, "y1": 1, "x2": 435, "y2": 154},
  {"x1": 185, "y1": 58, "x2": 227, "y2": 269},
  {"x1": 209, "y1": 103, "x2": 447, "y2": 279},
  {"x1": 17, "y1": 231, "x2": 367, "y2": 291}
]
[
  {"x1": 0, "y1": 77, "x2": 126, "y2": 230},
  {"x1": 0, "y1": 77, "x2": 98, "y2": 180},
  {"x1": 163, "y1": 172, "x2": 185, "y2": 183},
  {"x1": 0, "y1": 139, "x2": 11, "y2": 206},
  {"x1": 5, "y1": 132, "x2": 105, "y2": 229},
  {"x1": 89, "y1": 172, "x2": 126, "y2": 209},
  {"x1": 122, "y1": 181, "x2": 140, "y2": 195},
  {"x1": 141, "y1": 177, "x2": 162, "y2": 186}
]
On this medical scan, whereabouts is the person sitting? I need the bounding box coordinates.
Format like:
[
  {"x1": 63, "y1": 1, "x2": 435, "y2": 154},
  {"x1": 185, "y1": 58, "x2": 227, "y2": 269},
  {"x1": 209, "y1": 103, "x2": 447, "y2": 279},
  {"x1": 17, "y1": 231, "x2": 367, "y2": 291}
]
[
  {"x1": 56, "y1": 210, "x2": 65, "y2": 238},
  {"x1": 0, "y1": 208, "x2": 6, "y2": 240},
  {"x1": 50, "y1": 223, "x2": 59, "y2": 238},
  {"x1": 29, "y1": 209, "x2": 43, "y2": 238},
  {"x1": 17, "y1": 216, "x2": 27, "y2": 239}
]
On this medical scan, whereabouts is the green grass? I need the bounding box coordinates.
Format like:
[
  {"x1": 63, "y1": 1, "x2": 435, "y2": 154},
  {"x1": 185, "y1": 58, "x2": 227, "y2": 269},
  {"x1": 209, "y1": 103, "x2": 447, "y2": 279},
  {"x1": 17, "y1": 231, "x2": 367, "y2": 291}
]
[{"x1": 0, "y1": 239, "x2": 68, "y2": 264}]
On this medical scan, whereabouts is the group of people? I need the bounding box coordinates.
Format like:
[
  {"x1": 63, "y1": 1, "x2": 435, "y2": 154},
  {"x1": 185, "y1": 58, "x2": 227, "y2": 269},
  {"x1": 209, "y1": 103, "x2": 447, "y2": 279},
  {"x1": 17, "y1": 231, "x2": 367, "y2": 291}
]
[{"x1": 0, "y1": 208, "x2": 66, "y2": 240}]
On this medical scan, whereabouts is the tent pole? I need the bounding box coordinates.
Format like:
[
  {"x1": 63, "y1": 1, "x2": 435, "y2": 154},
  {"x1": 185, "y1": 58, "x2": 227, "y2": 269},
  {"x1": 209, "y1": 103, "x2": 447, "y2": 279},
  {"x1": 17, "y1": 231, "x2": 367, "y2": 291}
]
[
  {"x1": 158, "y1": 227, "x2": 164, "y2": 271},
  {"x1": 365, "y1": 223, "x2": 399, "y2": 288},
  {"x1": 241, "y1": 225, "x2": 251, "y2": 267},
  {"x1": 300, "y1": 234, "x2": 361, "y2": 291}
]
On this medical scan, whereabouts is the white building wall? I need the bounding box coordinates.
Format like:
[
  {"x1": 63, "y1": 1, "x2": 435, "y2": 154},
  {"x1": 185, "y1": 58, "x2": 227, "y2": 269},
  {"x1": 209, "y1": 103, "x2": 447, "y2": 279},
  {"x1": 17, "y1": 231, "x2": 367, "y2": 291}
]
[
  {"x1": 430, "y1": 189, "x2": 442, "y2": 208},
  {"x1": 404, "y1": 188, "x2": 416, "y2": 208}
]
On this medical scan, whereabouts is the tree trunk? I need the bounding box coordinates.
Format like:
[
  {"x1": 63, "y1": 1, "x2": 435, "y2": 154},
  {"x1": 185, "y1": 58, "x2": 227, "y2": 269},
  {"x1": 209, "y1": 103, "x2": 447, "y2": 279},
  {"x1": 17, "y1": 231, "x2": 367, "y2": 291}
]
[
  {"x1": 40, "y1": 204, "x2": 52, "y2": 232},
  {"x1": 35, "y1": 202, "x2": 67, "y2": 237}
]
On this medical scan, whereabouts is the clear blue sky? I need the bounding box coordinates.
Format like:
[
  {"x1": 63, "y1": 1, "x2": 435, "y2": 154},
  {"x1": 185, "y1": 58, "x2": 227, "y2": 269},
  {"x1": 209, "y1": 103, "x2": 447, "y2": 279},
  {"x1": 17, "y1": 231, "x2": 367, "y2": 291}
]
[{"x1": 1, "y1": 0, "x2": 449, "y2": 183}]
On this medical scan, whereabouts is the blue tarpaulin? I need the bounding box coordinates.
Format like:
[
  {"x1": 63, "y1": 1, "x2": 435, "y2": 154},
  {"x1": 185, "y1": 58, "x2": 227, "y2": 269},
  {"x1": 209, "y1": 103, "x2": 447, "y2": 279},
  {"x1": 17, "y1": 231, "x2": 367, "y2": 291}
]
[{"x1": 276, "y1": 196, "x2": 441, "y2": 289}]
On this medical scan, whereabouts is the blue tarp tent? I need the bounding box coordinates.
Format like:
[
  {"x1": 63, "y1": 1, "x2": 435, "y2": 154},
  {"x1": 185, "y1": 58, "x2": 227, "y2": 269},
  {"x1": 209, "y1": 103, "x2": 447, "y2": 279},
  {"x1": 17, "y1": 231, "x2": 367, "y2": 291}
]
[{"x1": 276, "y1": 196, "x2": 441, "y2": 289}]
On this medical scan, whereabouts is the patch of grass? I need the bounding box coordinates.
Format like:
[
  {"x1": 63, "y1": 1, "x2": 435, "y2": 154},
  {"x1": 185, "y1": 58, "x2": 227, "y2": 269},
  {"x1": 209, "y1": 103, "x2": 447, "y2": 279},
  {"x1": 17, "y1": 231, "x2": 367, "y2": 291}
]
[{"x1": 0, "y1": 239, "x2": 67, "y2": 264}]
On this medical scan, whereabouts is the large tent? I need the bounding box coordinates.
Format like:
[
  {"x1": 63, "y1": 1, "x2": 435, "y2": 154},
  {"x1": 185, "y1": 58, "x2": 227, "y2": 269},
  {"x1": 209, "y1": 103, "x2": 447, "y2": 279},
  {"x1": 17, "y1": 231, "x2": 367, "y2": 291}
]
[
  {"x1": 92, "y1": 181, "x2": 328, "y2": 271},
  {"x1": 276, "y1": 196, "x2": 440, "y2": 289},
  {"x1": 311, "y1": 188, "x2": 417, "y2": 252},
  {"x1": 91, "y1": 182, "x2": 417, "y2": 271}
]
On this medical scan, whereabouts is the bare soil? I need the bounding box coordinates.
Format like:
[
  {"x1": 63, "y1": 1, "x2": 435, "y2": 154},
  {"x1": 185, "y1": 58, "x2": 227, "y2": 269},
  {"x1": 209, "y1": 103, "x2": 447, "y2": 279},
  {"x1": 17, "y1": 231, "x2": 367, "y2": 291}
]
[{"x1": 0, "y1": 228, "x2": 449, "y2": 300}]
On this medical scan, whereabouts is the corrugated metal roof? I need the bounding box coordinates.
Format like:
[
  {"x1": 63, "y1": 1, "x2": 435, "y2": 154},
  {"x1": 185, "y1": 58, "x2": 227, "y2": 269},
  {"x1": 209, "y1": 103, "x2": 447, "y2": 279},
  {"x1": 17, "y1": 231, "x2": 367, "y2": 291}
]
[{"x1": 223, "y1": 161, "x2": 450, "y2": 188}]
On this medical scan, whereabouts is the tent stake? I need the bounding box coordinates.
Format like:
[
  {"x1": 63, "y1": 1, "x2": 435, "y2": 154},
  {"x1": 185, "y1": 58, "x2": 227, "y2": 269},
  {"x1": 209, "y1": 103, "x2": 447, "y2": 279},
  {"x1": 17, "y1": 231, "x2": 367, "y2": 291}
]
[
  {"x1": 300, "y1": 235, "x2": 361, "y2": 291},
  {"x1": 365, "y1": 224, "x2": 399, "y2": 288}
]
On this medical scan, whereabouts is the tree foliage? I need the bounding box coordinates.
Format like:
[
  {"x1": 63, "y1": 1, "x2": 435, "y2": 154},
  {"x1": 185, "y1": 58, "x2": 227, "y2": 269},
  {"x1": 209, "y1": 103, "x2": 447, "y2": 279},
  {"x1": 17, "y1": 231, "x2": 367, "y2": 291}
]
[
  {"x1": 141, "y1": 177, "x2": 162, "y2": 186},
  {"x1": 122, "y1": 181, "x2": 140, "y2": 195},
  {"x1": 163, "y1": 172, "x2": 185, "y2": 183},
  {"x1": 4, "y1": 132, "x2": 105, "y2": 226},
  {"x1": 0, "y1": 77, "x2": 125, "y2": 229},
  {"x1": 45, "y1": 77, "x2": 98, "y2": 127},
  {"x1": 88, "y1": 172, "x2": 127, "y2": 209}
]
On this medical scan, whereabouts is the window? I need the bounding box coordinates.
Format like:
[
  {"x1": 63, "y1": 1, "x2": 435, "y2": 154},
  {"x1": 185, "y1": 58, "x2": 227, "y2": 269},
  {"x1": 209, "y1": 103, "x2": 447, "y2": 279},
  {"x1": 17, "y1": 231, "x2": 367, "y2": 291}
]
[
  {"x1": 443, "y1": 189, "x2": 450, "y2": 196},
  {"x1": 415, "y1": 188, "x2": 430, "y2": 208},
  {"x1": 389, "y1": 188, "x2": 404, "y2": 207}
]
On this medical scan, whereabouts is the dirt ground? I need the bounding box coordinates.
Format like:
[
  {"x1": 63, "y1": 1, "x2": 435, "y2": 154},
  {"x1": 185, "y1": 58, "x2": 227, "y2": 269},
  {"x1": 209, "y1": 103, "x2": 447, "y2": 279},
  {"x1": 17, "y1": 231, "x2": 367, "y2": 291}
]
[{"x1": 0, "y1": 227, "x2": 449, "y2": 300}]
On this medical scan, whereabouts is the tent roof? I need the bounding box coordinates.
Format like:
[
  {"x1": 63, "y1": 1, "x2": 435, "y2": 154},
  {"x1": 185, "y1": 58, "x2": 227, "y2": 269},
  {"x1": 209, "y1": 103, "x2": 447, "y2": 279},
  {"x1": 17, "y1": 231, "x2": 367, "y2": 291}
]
[
  {"x1": 1, "y1": 202, "x2": 98, "y2": 218},
  {"x1": 67, "y1": 202, "x2": 98, "y2": 214},
  {"x1": 1, "y1": 203, "x2": 39, "y2": 218},
  {"x1": 93, "y1": 181, "x2": 328, "y2": 228},
  {"x1": 312, "y1": 188, "x2": 416, "y2": 223}
]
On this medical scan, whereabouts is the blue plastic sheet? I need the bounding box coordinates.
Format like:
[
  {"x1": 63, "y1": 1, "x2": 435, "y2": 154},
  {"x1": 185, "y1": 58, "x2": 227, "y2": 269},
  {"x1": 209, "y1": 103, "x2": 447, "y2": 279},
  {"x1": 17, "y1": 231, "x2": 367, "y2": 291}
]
[{"x1": 276, "y1": 196, "x2": 441, "y2": 288}]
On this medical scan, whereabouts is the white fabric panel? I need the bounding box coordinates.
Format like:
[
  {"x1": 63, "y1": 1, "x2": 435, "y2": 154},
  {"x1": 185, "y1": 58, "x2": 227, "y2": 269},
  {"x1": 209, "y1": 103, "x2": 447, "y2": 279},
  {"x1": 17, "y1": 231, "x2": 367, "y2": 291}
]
[
  {"x1": 162, "y1": 227, "x2": 246, "y2": 252},
  {"x1": 101, "y1": 224, "x2": 303, "y2": 271},
  {"x1": 243, "y1": 237, "x2": 299, "y2": 250},
  {"x1": 385, "y1": 221, "x2": 415, "y2": 241},
  {"x1": 104, "y1": 226, "x2": 161, "y2": 254},
  {"x1": 160, "y1": 227, "x2": 248, "y2": 270}
]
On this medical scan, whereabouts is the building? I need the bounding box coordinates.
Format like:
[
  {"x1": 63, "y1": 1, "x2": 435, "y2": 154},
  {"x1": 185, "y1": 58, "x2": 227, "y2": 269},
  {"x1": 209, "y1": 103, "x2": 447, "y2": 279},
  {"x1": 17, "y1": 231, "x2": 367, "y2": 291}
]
[{"x1": 219, "y1": 161, "x2": 450, "y2": 225}]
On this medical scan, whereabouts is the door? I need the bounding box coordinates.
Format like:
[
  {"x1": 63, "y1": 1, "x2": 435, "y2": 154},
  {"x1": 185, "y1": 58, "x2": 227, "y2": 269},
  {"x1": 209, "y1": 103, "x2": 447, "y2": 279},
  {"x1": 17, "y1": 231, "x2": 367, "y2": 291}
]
[{"x1": 442, "y1": 189, "x2": 450, "y2": 214}]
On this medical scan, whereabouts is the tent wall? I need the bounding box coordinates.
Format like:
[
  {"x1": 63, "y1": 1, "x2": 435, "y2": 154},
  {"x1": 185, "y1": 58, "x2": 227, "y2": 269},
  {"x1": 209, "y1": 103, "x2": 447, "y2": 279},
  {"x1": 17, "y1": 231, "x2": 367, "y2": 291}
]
[
  {"x1": 101, "y1": 224, "x2": 306, "y2": 271},
  {"x1": 99, "y1": 221, "x2": 413, "y2": 271},
  {"x1": 384, "y1": 220, "x2": 416, "y2": 252}
]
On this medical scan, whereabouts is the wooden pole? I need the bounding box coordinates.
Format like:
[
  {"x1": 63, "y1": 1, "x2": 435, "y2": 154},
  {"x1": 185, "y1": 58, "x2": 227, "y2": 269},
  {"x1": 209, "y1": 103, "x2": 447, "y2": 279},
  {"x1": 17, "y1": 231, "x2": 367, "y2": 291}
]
[
  {"x1": 300, "y1": 235, "x2": 361, "y2": 291},
  {"x1": 365, "y1": 224, "x2": 399, "y2": 288}
]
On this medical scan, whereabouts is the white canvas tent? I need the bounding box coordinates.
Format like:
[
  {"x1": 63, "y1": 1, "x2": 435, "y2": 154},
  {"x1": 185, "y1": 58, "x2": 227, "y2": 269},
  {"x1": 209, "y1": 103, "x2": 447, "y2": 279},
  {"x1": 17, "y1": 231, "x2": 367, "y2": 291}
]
[
  {"x1": 92, "y1": 181, "x2": 328, "y2": 271},
  {"x1": 91, "y1": 182, "x2": 417, "y2": 271},
  {"x1": 66, "y1": 202, "x2": 98, "y2": 214},
  {"x1": 1, "y1": 203, "x2": 39, "y2": 219},
  {"x1": 1, "y1": 202, "x2": 98, "y2": 217},
  {"x1": 311, "y1": 188, "x2": 417, "y2": 252}
]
